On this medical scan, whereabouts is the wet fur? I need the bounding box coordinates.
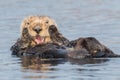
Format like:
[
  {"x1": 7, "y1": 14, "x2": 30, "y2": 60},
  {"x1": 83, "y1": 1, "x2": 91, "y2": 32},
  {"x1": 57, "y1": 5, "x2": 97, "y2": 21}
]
[
  {"x1": 69, "y1": 37, "x2": 119, "y2": 58},
  {"x1": 11, "y1": 16, "x2": 120, "y2": 58},
  {"x1": 11, "y1": 16, "x2": 69, "y2": 56}
]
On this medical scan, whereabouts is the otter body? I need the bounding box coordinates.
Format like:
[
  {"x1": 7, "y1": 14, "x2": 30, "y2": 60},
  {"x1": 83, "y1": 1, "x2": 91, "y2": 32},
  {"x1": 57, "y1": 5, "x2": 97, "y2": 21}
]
[
  {"x1": 11, "y1": 16, "x2": 120, "y2": 59},
  {"x1": 11, "y1": 37, "x2": 120, "y2": 59}
]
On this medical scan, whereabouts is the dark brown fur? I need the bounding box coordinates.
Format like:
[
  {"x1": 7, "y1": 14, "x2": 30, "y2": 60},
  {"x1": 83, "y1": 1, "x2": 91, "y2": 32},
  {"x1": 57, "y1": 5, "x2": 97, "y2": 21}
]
[
  {"x1": 69, "y1": 37, "x2": 120, "y2": 58},
  {"x1": 11, "y1": 16, "x2": 120, "y2": 59}
]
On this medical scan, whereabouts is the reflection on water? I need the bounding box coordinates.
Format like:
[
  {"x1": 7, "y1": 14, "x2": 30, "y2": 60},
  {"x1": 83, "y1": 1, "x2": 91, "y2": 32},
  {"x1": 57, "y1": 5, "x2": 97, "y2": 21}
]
[
  {"x1": 0, "y1": 0, "x2": 120, "y2": 80},
  {"x1": 20, "y1": 56, "x2": 109, "y2": 79},
  {"x1": 21, "y1": 56, "x2": 66, "y2": 70},
  {"x1": 68, "y1": 58, "x2": 109, "y2": 65},
  {"x1": 21, "y1": 56, "x2": 108, "y2": 70}
]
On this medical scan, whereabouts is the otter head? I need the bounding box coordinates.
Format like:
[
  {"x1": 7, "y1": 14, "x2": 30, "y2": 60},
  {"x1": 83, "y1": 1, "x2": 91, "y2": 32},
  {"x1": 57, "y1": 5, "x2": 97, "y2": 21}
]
[{"x1": 21, "y1": 16, "x2": 58, "y2": 45}]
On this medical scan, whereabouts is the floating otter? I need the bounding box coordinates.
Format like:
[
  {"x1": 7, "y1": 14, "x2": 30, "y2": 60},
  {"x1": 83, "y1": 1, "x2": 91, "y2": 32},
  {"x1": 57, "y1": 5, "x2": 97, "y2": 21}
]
[{"x1": 11, "y1": 16, "x2": 120, "y2": 59}]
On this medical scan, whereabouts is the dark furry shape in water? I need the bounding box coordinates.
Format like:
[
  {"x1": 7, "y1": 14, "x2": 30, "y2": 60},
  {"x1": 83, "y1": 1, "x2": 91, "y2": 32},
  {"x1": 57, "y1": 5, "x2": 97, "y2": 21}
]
[
  {"x1": 11, "y1": 43, "x2": 91, "y2": 59},
  {"x1": 11, "y1": 16, "x2": 120, "y2": 59},
  {"x1": 69, "y1": 37, "x2": 120, "y2": 58},
  {"x1": 11, "y1": 37, "x2": 120, "y2": 59}
]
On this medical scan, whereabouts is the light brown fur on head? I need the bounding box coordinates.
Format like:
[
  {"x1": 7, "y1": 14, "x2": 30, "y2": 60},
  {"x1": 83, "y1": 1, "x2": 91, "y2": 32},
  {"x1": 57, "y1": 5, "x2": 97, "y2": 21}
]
[{"x1": 20, "y1": 15, "x2": 58, "y2": 46}]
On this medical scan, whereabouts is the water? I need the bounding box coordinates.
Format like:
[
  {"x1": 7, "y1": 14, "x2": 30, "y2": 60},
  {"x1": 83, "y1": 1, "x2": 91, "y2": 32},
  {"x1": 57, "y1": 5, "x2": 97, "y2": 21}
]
[{"x1": 0, "y1": 0, "x2": 120, "y2": 80}]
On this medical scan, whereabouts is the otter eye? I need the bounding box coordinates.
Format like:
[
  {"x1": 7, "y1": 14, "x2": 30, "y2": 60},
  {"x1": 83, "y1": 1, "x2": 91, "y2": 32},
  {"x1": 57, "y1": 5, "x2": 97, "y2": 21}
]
[
  {"x1": 26, "y1": 22, "x2": 30, "y2": 25},
  {"x1": 45, "y1": 21, "x2": 49, "y2": 24}
]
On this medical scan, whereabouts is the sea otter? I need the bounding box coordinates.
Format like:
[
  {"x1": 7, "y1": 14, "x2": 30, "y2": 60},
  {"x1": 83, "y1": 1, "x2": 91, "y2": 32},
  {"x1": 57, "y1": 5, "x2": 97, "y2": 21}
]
[{"x1": 11, "y1": 15, "x2": 120, "y2": 59}]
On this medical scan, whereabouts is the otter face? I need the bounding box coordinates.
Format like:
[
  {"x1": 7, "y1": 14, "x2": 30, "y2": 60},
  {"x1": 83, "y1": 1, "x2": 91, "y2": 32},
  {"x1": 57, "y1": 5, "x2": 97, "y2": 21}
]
[{"x1": 21, "y1": 16, "x2": 58, "y2": 45}]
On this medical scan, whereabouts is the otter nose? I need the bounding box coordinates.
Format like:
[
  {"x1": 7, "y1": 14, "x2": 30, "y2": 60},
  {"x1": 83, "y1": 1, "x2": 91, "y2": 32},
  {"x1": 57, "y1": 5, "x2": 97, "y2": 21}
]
[{"x1": 33, "y1": 26, "x2": 42, "y2": 34}]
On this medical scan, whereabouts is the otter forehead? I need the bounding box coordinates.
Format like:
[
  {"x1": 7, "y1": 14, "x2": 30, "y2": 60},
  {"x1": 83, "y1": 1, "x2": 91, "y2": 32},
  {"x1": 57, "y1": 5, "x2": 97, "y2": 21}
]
[
  {"x1": 21, "y1": 15, "x2": 58, "y2": 33},
  {"x1": 39, "y1": 16, "x2": 57, "y2": 26},
  {"x1": 24, "y1": 16, "x2": 57, "y2": 27}
]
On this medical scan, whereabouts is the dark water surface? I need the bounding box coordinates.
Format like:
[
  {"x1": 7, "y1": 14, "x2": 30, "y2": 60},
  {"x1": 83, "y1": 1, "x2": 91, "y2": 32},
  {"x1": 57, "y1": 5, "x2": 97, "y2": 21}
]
[{"x1": 0, "y1": 0, "x2": 120, "y2": 80}]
